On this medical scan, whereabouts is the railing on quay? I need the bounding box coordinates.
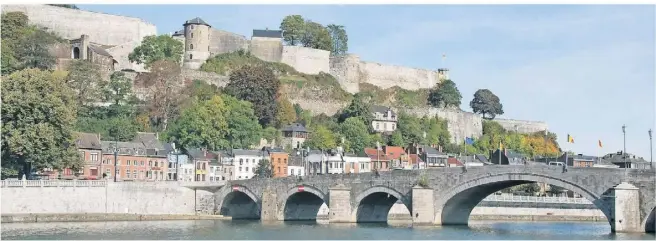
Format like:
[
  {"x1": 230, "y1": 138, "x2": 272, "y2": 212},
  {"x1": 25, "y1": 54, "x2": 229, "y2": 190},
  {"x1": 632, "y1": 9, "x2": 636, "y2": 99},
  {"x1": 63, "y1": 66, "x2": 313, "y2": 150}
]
[
  {"x1": 482, "y1": 194, "x2": 593, "y2": 204},
  {"x1": 1, "y1": 179, "x2": 226, "y2": 188}
]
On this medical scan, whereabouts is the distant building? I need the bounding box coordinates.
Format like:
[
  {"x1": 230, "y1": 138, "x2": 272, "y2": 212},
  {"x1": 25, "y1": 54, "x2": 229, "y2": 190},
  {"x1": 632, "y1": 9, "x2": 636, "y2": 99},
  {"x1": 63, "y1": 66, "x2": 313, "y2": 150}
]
[
  {"x1": 269, "y1": 148, "x2": 289, "y2": 178},
  {"x1": 187, "y1": 148, "x2": 217, "y2": 181},
  {"x1": 53, "y1": 35, "x2": 117, "y2": 78},
  {"x1": 489, "y1": 149, "x2": 527, "y2": 165},
  {"x1": 288, "y1": 151, "x2": 306, "y2": 177},
  {"x1": 343, "y1": 152, "x2": 372, "y2": 173},
  {"x1": 100, "y1": 141, "x2": 150, "y2": 181},
  {"x1": 132, "y1": 132, "x2": 168, "y2": 181},
  {"x1": 421, "y1": 146, "x2": 450, "y2": 168},
  {"x1": 164, "y1": 143, "x2": 187, "y2": 181},
  {"x1": 371, "y1": 105, "x2": 397, "y2": 133},
  {"x1": 70, "y1": 132, "x2": 103, "y2": 179},
  {"x1": 229, "y1": 149, "x2": 266, "y2": 180},
  {"x1": 281, "y1": 123, "x2": 310, "y2": 149},
  {"x1": 306, "y1": 150, "x2": 328, "y2": 175},
  {"x1": 599, "y1": 151, "x2": 651, "y2": 169}
]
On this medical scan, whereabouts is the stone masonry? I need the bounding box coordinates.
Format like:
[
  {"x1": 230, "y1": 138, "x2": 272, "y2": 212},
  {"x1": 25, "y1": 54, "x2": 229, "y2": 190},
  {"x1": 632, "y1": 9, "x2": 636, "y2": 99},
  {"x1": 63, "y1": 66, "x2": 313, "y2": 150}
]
[{"x1": 214, "y1": 166, "x2": 656, "y2": 233}]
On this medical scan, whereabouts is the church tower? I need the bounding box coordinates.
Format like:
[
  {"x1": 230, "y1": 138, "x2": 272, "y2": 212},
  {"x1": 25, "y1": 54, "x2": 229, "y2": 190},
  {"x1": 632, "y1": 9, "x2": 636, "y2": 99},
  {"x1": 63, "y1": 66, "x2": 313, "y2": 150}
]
[{"x1": 182, "y1": 17, "x2": 211, "y2": 70}]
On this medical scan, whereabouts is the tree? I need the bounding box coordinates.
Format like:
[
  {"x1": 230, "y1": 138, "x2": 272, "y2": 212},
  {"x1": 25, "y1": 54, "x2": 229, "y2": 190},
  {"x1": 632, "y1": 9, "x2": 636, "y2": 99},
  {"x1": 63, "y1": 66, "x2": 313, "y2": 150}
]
[
  {"x1": 389, "y1": 130, "x2": 405, "y2": 147},
  {"x1": 128, "y1": 35, "x2": 184, "y2": 69},
  {"x1": 223, "y1": 95, "x2": 263, "y2": 149},
  {"x1": 300, "y1": 21, "x2": 333, "y2": 52},
  {"x1": 428, "y1": 79, "x2": 462, "y2": 109},
  {"x1": 2, "y1": 69, "x2": 81, "y2": 177},
  {"x1": 340, "y1": 117, "x2": 370, "y2": 153},
  {"x1": 338, "y1": 93, "x2": 372, "y2": 126},
  {"x1": 397, "y1": 112, "x2": 424, "y2": 145},
  {"x1": 262, "y1": 126, "x2": 281, "y2": 145},
  {"x1": 423, "y1": 116, "x2": 451, "y2": 147},
  {"x1": 13, "y1": 27, "x2": 57, "y2": 70},
  {"x1": 1, "y1": 12, "x2": 29, "y2": 41},
  {"x1": 103, "y1": 72, "x2": 134, "y2": 105},
  {"x1": 66, "y1": 60, "x2": 106, "y2": 107},
  {"x1": 225, "y1": 65, "x2": 280, "y2": 126},
  {"x1": 253, "y1": 159, "x2": 273, "y2": 178},
  {"x1": 167, "y1": 96, "x2": 228, "y2": 150},
  {"x1": 276, "y1": 97, "x2": 296, "y2": 128},
  {"x1": 470, "y1": 89, "x2": 504, "y2": 120},
  {"x1": 1, "y1": 40, "x2": 18, "y2": 75},
  {"x1": 280, "y1": 15, "x2": 305, "y2": 46},
  {"x1": 304, "y1": 125, "x2": 337, "y2": 150},
  {"x1": 327, "y1": 24, "x2": 348, "y2": 56},
  {"x1": 141, "y1": 60, "x2": 183, "y2": 130}
]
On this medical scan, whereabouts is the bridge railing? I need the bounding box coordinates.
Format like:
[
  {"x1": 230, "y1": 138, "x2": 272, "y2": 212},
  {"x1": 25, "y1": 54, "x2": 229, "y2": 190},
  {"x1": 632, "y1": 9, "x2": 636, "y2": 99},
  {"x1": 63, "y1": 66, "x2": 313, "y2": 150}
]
[
  {"x1": 1, "y1": 180, "x2": 226, "y2": 188},
  {"x1": 482, "y1": 194, "x2": 592, "y2": 204}
]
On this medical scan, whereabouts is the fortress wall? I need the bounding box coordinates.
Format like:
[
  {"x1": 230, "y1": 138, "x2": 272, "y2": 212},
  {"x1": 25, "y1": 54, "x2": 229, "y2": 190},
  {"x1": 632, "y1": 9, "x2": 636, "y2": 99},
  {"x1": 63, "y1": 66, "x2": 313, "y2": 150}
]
[
  {"x1": 329, "y1": 54, "x2": 362, "y2": 94},
  {"x1": 404, "y1": 107, "x2": 484, "y2": 144},
  {"x1": 280, "y1": 46, "x2": 330, "y2": 75},
  {"x1": 2, "y1": 5, "x2": 157, "y2": 46},
  {"x1": 494, "y1": 118, "x2": 549, "y2": 134},
  {"x1": 358, "y1": 60, "x2": 439, "y2": 90},
  {"x1": 249, "y1": 37, "x2": 283, "y2": 63},
  {"x1": 181, "y1": 69, "x2": 229, "y2": 87},
  {"x1": 288, "y1": 98, "x2": 348, "y2": 116},
  {"x1": 106, "y1": 40, "x2": 147, "y2": 72},
  {"x1": 208, "y1": 29, "x2": 249, "y2": 56}
]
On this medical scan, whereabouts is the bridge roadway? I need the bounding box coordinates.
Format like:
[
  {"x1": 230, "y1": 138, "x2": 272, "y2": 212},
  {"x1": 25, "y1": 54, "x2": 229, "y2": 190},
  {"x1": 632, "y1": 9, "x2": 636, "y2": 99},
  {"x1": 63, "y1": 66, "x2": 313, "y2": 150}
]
[{"x1": 209, "y1": 165, "x2": 655, "y2": 233}]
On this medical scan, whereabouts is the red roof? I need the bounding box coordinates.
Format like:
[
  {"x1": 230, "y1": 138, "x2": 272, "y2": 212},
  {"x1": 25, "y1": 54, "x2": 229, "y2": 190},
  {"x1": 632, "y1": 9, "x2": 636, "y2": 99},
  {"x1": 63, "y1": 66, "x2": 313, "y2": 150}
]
[
  {"x1": 447, "y1": 157, "x2": 463, "y2": 166},
  {"x1": 364, "y1": 148, "x2": 392, "y2": 161},
  {"x1": 383, "y1": 146, "x2": 405, "y2": 159}
]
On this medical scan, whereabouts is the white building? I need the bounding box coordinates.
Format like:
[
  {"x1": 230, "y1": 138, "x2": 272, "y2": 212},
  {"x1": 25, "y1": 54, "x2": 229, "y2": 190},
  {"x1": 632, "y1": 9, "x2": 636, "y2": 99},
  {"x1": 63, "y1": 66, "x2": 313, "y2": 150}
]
[
  {"x1": 227, "y1": 149, "x2": 267, "y2": 180},
  {"x1": 326, "y1": 152, "x2": 345, "y2": 174},
  {"x1": 343, "y1": 153, "x2": 372, "y2": 174},
  {"x1": 178, "y1": 162, "x2": 194, "y2": 182},
  {"x1": 371, "y1": 105, "x2": 397, "y2": 133},
  {"x1": 281, "y1": 123, "x2": 310, "y2": 149},
  {"x1": 288, "y1": 151, "x2": 306, "y2": 177}
]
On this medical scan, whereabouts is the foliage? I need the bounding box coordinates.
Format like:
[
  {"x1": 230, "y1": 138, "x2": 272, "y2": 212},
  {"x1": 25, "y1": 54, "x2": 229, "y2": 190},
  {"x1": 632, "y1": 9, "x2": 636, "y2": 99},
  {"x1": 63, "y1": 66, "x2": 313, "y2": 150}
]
[
  {"x1": 201, "y1": 50, "x2": 297, "y2": 76},
  {"x1": 397, "y1": 112, "x2": 425, "y2": 145},
  {"x1": 103, "y1": 72, "x2": 134, "y2": 105},
  {"x1": 327, "y1": 24, "x2": 348, "y2": 56},
  {"x1": 423, "y1": 116, "x2": 451, "y2": 147},
  {"x1": 13, "y1": 26, "x2": 57, "y2": 70},
  {"x1": 304, "y1": 125, "x2": 337, "y2": 151},
  {"x1": 470, "y1": 89, "x2": 504, "y2": 120},
  {"x1": 225, "y1": 65, "x2": 280, "y2": 126},
  {"x1": 503, "y1": 183, "x2": 541, "y2": 195},
  {"x1": 253, "y1": 159, "x2": 273, "y2": 178},
  {"x1": 279, "y1": 72, "x2": 352, "y2": 101},
  {"x1": 75, "y1": 115, "x2": 140, "y2": 142},
  {"x1": 128, "y1": 35, "x2": 184, "y2": 69},
  {"x1": 339, "y1": 117, "x2": 370, "y2": 153},
  {"x1": 167, "y1": 96, "x2": 228, "y2": 150},
  {"x1": 140, "y1": 60, "x2": 183, "y2": 131},
  {"x1": 338, "y1": 93, "x2": 372, "y2": 126},
  {"x1": 417, "y1": 174, "x2": 429, "y2": 187},
  {"x1": 300, "y1": 21, "x2": 333, "y2": 52},
  {"x1": 389, "y1": 130, "x2": 405, "y2": 146},
  {"x1": 428, "y1": 79, "x2": 462, "y2": 109},
  {"x1": 549, "y1": 185, "x2": 566, "y2": 195},
  {"x1": 1, "y1": 69, "x2": 81, "y2": 177},
  {"x1": 280, "y1": 15, "x2": 305, "y2": 46},
  {"x1": 1, "y1": 12, "x2": 29, "y2": 41},
  {"x1": 222, "y1": 95, "x2": 263, "y2": 149},
  {"x1": 358, "y1": 83, "x2": 429, "y2": 108},
  {"x1": 469, "y1": 121, "x2": 560, "y2": 158},
  {"x1": 66, "y1": 60, "x2": 106, "y2": 107},
  {"x1": 262, "y1": 126, "x2": 281, "y2": 144},
  {"x1": 275, "y1": 97, "x2": 296, "y2": 128},
  {"x1": 1, "y1": 40, "x2": 18, "y2": 75}
]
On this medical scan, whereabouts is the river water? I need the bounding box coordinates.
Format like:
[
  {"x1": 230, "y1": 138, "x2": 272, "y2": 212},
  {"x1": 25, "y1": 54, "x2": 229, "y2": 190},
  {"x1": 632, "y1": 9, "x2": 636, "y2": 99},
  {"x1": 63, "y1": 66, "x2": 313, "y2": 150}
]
[{"x1": 2, "y1": 220, "x2": 654, "y2": 240}]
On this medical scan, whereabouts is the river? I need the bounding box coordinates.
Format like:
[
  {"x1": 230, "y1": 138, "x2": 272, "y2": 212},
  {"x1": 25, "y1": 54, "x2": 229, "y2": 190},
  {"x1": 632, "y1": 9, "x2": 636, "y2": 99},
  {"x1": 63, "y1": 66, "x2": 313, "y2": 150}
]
[{"x1": 2, "y1": 220, "x2": 654, "y2": 240}]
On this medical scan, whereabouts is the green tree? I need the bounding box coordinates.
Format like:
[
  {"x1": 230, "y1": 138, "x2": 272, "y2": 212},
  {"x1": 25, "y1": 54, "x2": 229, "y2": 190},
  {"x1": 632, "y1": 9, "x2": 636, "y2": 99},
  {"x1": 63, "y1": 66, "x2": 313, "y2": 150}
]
[
  {"x1": 300, "y1": 21, "x2": 333, "y2": 52},
  {"x1": 103, "y1": 72, "x2": 134, "y2": 105},
  {"x1": 280, "y1": 15, "x2": 305, "y2": 46},
  {"x1": 397, "y1": 112, "x2": 424, "y2": 145},
  {"x1": 276, "y1": 97, "x2": 297, "y2": 128},
  {"x1": 13, "y1": 27, "x2": 57, "y2": 70},
  {"x1": 1, "y1": 12, "x2": 29, "y2": 41},
  {"x1": 223, "y1": 95, "x2": 263, "y2": 149},
  {"x1": 66, "y1": 60, "x2": 106, "y2": 107},
  {"x1": 225, "y1": 65, "x2": 280, "y2": 126},
  {"x1": 389, "y1": 130, "x2": 405, "y2": 147},
  {"x1": 253, "y1": 159, "x2": 273, "y2": 178},
  {"x1": 338, "y1": 93, "x2": 372, "y2": 126},
  {"x1": 428, "y1": 79, "x2": 462, "y2": 108},
  {"x1": 262, "y1": 126, "x2": 281, "y2": 145},
  {"x1": 423, "y1": 116, "x2": 451, "y2": 147},
  {"x1": 327, "y1": 24, "x2": 348, "y2": 56},
  {"x1": 167, "y1": 96, "x2": 228, "y2": 150},
  {"x1": 293, "y1": 103, "x2": 303, "y2": 118},
  {"x1": 1, "y1": 40, "x2": 18, "y2": 75},
  {"x1": 304, "y1": 125, "x2": 337, "y2": 150},
  {"x1": 142, "y1": 60, "x2": 183, "y2": 131},
  {"x1": 2, "y1": 69, "x2": 81, "y2": 177},
  {"x1": 340, "y1": 117, "x2": 370, "y2": 153},
  {"x1": 470, "y1": 89, "x2": 504, "y2": 120},
  {"x1": 128, "y1": 35, "x2": 184, "y2": 69}
]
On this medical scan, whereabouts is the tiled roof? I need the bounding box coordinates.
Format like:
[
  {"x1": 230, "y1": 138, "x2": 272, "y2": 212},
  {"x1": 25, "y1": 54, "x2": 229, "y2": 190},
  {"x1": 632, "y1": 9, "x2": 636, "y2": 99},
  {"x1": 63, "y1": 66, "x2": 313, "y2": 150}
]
[
  {"x1": 282, "y1": 123, "x2": 308, "y2": 133},
  {"x1": 186, "y1": 148, "x2": 218, "y2": 160},
  {"x1": 252, "y1": 29, "x2": 283, "y2": 38},
  {"x1": 172, "y1": 29, "x2": 185, "y2": 36},
  {"x1": 447, "y1": 157, "x2": 463, "y2": 166},
  {"x1": 88, "y1": 44, "x2": 113, "y2": 57},
  {"x1": 75, "y1": 132, "x2": 101, "y2": 150},
  {"x1": 184, "y1": 17, "x2": 211, "y2": 27},
  {"x1": 133, "y1": 132, "x2": 164, "y2": 150},
  {"x1": 364, "y1": 148, "x2": 392, "y2": 161},
  {"x1": 383, "y1": 146, "x2": 405, "y2": 159},
  {"x1": 101, "y1": 141, "x2": 146, "y2": 156},
  {"x1": 231, "y1": 149, "x2": 265, "y2": 157}
]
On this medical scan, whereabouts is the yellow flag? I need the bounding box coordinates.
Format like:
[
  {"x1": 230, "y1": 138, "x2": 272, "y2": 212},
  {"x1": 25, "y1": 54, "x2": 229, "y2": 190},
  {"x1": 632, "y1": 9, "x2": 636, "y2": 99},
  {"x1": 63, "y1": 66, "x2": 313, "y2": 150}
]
[
  {"x1": 598, "y1": 140, "x2": 603, "y2": 148},
  {"x1": 567, "y1": 134, "x2": 574, "y2": 143},
  {"x1": 499, "y1": 142, "x2": 504, "y2": 150}
]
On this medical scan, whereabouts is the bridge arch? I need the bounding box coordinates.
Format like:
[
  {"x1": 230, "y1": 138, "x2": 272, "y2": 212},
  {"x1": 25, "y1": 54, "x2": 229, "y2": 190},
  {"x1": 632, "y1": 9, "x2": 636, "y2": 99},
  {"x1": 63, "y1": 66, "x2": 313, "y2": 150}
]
[
  {"x1": 216, "y1": 185, "x2": 261, "y2": 220},
  {"x1": 435, "y1": 173, "x2": 613, "y2": 226},
  {"x1": 279, "y1": 185, "x2": 328, "y2": 221},
  {"x1": 352, "y1": 185, "x2": 411, "y2": 223},
  {"x1": 643, "y1": 205, "x2": 655, "y2": 233}
]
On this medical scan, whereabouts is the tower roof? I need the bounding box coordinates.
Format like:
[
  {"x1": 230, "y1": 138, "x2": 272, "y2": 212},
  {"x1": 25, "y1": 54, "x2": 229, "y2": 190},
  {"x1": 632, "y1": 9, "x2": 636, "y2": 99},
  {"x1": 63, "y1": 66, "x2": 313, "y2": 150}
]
[
  {"x1": 183, "y1": 17, "x2": 211, "y2": 27},
  {"x1": 252, "y1": 29, "x2": 283, "y2": 38}
]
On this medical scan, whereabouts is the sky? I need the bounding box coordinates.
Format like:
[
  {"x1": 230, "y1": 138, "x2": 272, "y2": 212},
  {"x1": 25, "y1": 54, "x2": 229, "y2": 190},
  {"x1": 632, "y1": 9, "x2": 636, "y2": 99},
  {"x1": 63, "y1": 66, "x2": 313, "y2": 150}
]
[{"x1": 78, "y1": 4, "x2": 656, "y2": 160}]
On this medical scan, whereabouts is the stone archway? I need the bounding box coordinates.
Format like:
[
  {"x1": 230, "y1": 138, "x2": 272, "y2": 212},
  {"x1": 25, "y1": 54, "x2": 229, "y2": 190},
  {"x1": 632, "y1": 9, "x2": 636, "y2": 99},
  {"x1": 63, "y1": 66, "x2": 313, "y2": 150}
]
[
  {"x1": 644, "y1": 206, "x2": 655, "y2": 233},
  {"x1": 216, "y1": 185, "x2": 261, "y2": 220},
  {"x1": 72, "y1": 47, "x2": 80, "y2": 59},
  {"x1": 279, "y1": 185, "x2": 328, "y2": 221},
  {"x1": 435, "y1": 173, "x2": 612, "y2": 227},
  {"x1": 352, "y1": 186, "x2": 411, "y2": 223}
]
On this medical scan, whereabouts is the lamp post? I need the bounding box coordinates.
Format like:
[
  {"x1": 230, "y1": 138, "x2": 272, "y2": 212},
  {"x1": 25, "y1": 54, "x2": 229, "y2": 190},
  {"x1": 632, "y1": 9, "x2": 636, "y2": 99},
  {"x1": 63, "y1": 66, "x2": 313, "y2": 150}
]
[
  {"x1": 113, "y1": 140, "x2": 118, "y2": 182},
  {"x1": 649, "y1": 129, "x2": 653, "y2": 168},
  {"x1": 622, "y1": 125, "x2": 627, "y2": 174}
]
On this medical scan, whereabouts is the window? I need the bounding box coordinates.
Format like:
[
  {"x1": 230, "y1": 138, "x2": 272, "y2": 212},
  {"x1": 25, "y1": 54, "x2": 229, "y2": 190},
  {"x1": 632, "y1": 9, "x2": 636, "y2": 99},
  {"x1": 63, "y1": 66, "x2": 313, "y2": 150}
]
[
  {"x1": 330, "y1": 163, "x2": 333, "y2": 168},
  {"x1": 134, "y1": 160, "x2": 137, "y2": 166},
  {"x1": 376, "y1": 123, "x2": 380, "y2": 130},
  {"x1": 141, "y1": 161, "x2": 144, "y2": 166},
  {"x1": 384, "y1": 122, "x2": 387, "y2": 130},
  {"x1": 127, "y1": 171, "x2": 131, "y2": 179},
  {"x1": 202, "y1": 163, "x2": 206, "y2": 169},
  {"x1": 191, "y1": 25, "x2": 194, "y2": 30},
  {"x1": 208, "y1": 46, "x2": 210, "y2": 51},
  {"x1": 291, "y1": 169, "x2": 295, "y2": 175},
  {"x1": 278, "y1": 158, "x2": 281, "y2": 164},
  {"x1": 278, "y1": 166, "x2": 281, "y2": 173},
  {"x1": 239, "y1": 167, "x2": 242, "y2": 172},
  {"x1": 169, "y1": 163, "x2": 173, "y2": 168},
  {"x1": 106, "y1": 168, "x2": 110, "y2": 175},
  {"x1": 392, "y1": 124, "x2": 396, "y2": 130},
  {"x1": 91, "y1": 153, "x2": 98, "y2": 162},
  {"x1": 190, "y1": 44, "x2": 193, "y2": 50},
  {"x1": 189, "y1": 54, "x2": 193, "y2": 59},
  {"x1": 149, "y1": 161, "x2": 152, "y2": 166},
  {"x1": 245, "y1": 167, "x2": 249, "y2": 172},
  {"x1": 160, "y1": 161, "x2": 164, "y2": 167},
  {"x1": 191, "y1": 32, "x2": 194, "y2": 38},
  {"x1": 239, "y1": 159, "x2": 243, "y2": 165}
]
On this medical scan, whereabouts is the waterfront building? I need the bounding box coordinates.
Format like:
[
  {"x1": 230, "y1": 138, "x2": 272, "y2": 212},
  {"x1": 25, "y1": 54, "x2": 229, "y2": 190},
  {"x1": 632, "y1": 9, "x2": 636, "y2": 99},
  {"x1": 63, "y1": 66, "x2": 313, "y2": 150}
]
[
  {"x1": 306, "y1": 150, "x2": 328, "y2": 175},
  {"x1": 165, "y1": 143, "x2": 187, "y2": 181},
  {"x1": 600, "y1": 151, "x2": 651, "y2": 169},
  {"x1": 281, "y1": 123, "x2": 309, "y2": 149},
  {"x1": 63, "y1": 132, "x2": 103, "y2": 179},
  {"x1": 230, "y1": 149, "x2": 266, "y2": 180},
  {"x1": 489, "y1": 149, "x2": 527, "y2": 165},
  {"x1": 343, "y1": 152, "x2": 372, "y2": 173},
  {"x1": 186, "y1": 148, "x2": 216, "y2": 181},
  {"x1": 100, "y1": 141, "x2": 149, "y2": 181},
  {"x1": 269, "y1": 148, "x2": 289, "y2": 178},
  {"x1": 287, "y1": 152, "x2": 305, "y2": 177}
]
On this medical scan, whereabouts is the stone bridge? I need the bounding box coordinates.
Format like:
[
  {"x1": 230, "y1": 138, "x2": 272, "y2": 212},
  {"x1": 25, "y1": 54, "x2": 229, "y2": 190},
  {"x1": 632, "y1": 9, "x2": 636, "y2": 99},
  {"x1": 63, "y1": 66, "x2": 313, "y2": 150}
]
[{"x1": 213, "y1": 165, "x2": 656, "y2": 233}]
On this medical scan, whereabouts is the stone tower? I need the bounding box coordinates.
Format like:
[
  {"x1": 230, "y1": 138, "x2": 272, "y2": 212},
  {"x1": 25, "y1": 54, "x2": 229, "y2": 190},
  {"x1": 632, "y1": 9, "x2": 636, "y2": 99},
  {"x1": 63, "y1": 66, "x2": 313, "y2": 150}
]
[
  {"x1": 182, "y1": 17, "x2": 211, "y2": 70},
  {"x1": 438, "y1": 68, "x2": 450, "y2": 81}
]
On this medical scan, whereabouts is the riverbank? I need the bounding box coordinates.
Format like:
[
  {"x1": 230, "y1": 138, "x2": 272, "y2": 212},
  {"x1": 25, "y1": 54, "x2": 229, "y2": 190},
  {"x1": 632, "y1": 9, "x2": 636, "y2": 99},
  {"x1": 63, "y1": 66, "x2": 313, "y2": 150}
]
[{"x1": 1, "y1": 213, "x2": 230, "y2": 223}]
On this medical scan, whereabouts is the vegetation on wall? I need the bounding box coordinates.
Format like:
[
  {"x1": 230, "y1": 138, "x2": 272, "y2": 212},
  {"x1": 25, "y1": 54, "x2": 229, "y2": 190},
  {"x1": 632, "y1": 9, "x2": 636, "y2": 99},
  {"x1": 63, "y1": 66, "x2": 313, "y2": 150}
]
[
  {"x1": 128, "y1": 35, "x2": 184, "y2": 69},
  {"x1": 358, "y1": 83, "x2": 430, "y2": 108},
  {"x1": 280, "y1": 15, "x2": 348, "y2": 56}
]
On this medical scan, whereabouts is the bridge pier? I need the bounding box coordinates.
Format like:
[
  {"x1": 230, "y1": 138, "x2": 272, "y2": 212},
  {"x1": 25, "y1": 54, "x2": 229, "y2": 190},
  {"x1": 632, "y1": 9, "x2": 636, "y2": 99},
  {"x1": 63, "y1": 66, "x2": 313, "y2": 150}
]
[
  {"x1": 329, "y1": 184, "x2": 353, "y2": 223},
  {"x1": 261, "y1": 188, "x2": 279, "y2": 221},
  {"x1": 611, "y1": 182, "x2": 641, "y2": 233},
  {"x1": 412, "y1": 186, "x2": 435, "y2": 225}
]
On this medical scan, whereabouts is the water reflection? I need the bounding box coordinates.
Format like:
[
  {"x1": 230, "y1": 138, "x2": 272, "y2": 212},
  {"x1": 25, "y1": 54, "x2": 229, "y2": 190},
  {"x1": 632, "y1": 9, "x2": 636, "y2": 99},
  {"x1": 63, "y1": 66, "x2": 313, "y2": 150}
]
[{"x1": 1, "y1": 220, "x2": 654, "y2": 240}]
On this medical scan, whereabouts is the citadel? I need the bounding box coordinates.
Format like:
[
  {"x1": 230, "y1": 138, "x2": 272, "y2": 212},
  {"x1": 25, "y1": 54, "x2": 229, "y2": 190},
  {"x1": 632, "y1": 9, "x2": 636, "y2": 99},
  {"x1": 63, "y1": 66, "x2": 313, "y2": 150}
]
[{"x1": 1, "y1": 4, "x2": 549, "y2": 142}]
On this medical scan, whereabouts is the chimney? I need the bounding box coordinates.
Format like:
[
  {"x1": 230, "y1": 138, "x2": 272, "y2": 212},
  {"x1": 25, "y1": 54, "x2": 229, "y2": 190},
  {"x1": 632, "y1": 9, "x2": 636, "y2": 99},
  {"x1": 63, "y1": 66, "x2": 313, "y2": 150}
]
[{"x1": 156, "y1": 132, "x2": 159, "y2": 140}]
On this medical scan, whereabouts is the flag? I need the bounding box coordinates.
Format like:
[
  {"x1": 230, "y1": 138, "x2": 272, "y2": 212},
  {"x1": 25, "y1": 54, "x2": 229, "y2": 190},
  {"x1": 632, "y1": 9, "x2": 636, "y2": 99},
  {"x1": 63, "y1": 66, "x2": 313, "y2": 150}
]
[
  {"x1": 598, "y1": 140, "x2": 603, "y2": 148},
  {"x1": 499, "y1": 142, "x2": 504, "y2": 150},
  {"x1": 465, "y1": 137, "x2": 474, "y2": 145},
  {"x1": 567, "y1": 134, "x2": 574, "y2": 143}
]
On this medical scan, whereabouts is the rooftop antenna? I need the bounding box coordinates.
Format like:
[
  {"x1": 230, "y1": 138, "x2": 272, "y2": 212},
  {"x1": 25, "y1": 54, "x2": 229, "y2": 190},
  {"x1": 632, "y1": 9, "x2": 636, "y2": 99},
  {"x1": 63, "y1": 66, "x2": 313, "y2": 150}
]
[{"x1": 441, "y1": 53, "x2": 446, "y2": 68}]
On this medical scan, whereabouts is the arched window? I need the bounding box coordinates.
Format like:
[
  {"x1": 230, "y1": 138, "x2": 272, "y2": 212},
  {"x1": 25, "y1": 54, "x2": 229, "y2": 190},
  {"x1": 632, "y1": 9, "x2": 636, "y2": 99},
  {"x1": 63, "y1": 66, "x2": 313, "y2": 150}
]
[
  {"x1": 191, "y1": 32, "x2": 194, "y2": 38},
  {"x1": 189, "y1": 54, "x2": 193, "y2": 59},
  {"x1": 72, "y1": 47, "x2": 80, "y2": 59},
  {"x1": 190, "y1": 44, "x2": 193, "y2": 50},
  {"x1": 191, "y1": 25, "x2": 194, "y2": 30}
]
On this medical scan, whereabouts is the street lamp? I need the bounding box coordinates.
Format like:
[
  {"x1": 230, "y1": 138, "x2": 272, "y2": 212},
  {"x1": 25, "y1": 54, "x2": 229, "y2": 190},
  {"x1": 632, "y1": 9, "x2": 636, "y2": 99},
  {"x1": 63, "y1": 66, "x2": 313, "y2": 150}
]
[
  {"x1": 649, "y1": 129, "x2": 653, "y2": 168},
  {"x1": 622, "y1": 125, "x2": 627, "y2": 173},
  {"x1": 113, "y1": 140, "x2": 118, "y2": 182}
]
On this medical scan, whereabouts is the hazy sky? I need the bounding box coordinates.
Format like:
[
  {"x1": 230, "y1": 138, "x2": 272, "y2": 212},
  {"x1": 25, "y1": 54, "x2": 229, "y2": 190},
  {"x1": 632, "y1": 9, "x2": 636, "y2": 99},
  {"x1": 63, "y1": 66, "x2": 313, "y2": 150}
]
[{"x1": 79, "y1": 4, "x2": 655, "y2": 160}]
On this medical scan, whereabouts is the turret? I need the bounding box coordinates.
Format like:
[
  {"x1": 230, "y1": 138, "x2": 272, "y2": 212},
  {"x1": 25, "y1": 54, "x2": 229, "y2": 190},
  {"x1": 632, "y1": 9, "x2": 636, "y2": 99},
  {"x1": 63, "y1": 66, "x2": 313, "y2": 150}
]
[{"x1": 182, "y1": 17, "x2": 211, "y2": 70}]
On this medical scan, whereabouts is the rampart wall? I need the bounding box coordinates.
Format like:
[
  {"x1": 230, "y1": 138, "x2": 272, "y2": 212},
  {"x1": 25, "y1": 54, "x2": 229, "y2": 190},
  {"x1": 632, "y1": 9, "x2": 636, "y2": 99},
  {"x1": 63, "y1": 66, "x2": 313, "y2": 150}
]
[
  {"x1": 494, "y1": 118, "x2": 549, "y2": 134},
  {"x1": 249, "y1": 37, "x2": 283, "y2": 63},
  {"x1": 208, "y1": 29, "x2": 249, "y2": 56},
  {"x1": 280, "y1": 46, "x2": 331, "y2": 75}
]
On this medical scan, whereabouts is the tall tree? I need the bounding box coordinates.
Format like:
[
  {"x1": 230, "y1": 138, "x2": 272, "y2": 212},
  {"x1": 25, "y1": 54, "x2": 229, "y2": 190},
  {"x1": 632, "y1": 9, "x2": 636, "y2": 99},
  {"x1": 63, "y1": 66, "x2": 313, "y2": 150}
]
[
  {"x1": 253, "y1": 159, "x2": 273, "y2": 178},
  {"x1": 128, "y1": 35, "x2": 184, "y2": 69},
  {"x1": 300, "y1": 21, "x2": 333, "y2": 52},
  {"x1": 276, "y1": 97, "x2": 296, "y2": 128},
  {"x1": 327, "y1": 24, "x2": 348, "y2": 56},
  {"x1": 340, "y1": 117, "x2": 370, "y2": 153},
  {"x1": 397, "y1": 112, "x2": 424, "y2": 145},
  {"x1": 141, "y1": 60, "x2": 183, "y2": 130},
  {"x1": 1, "y1": 40, "x2": 18, "y2": 75},
  {"x1": 338, "y1": 93, "x2": 372, "y2": 126},
  {"x1": 470, "y1": 89, "x2": 504, "y2": 120},
  {"x1": 304, "y1": 125, "x2": 337, "y2": 150},
  {"x1": 103, "y1": 71, "x2": 134, "y2": 106},
  {"x1": 167, "y1": 96, "x2": 229, "y2": 150},
  {"x1": 66, "y1": 60, "x2": 106, "y2": 108},
  {"x1": 223, "y1": 95, "x2": 263, "y2": 149},
  {"x1": 280, "y1": 15, "x2": 306, "y2": 46},
  {"x1": 2, "y1": 69, "x2": 81, "y2": 177},
  {"x1": 428, "y1": 79, "x2": 462, "y2": 109},
  {"x1": 225, "y1": 65, "x2": 280, "y2": 126},
  {"x1": 13, "y1": 27, "x2": 57, "y2": 70},
  {"x1": 389, "y1": 130, "x2": 405, "y2": 147}
]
